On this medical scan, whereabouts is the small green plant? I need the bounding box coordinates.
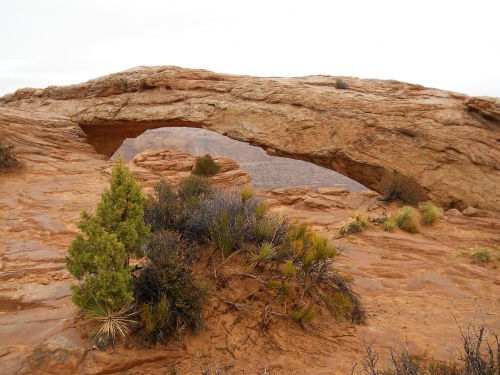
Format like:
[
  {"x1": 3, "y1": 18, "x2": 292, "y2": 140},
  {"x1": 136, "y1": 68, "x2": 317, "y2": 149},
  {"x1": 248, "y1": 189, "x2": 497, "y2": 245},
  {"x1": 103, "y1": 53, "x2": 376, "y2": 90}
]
[
  {"x1": 289, "y1": 307, "x2": 315, "y2": 323},
  {"x1": 471, "y1": 246, "x2": 492, "y2": 265},
  {"x1": 335, "y1": 79, "x2": 348, "y2": 89},
  {"x1": 420, "y1": 201, "x2": 440, "y2": 226},
  {"x1": 395, "y1": 206, "x2": 419, "y2": 233},
  {"x1": 192, "y1": 154, "x2": 220, "y2": 177},
  {"x1": 383, "y1": 213, "x2": 397, "y2": 233},
  {"x1": 325, "y1": 292, "x2": 355, "y2": 320},
  {"x1": 378, "y1": 172, "x2": 426, "y2": 205},
  {"x1": 140, "y1": 293, "x2": 170, "y2": 333},
  {"x1": 339, "y1": 212, "x2": 372, "y2": 236},
  {"x1": 240, "y1": 185, "x2": 254, "y2": 203}
]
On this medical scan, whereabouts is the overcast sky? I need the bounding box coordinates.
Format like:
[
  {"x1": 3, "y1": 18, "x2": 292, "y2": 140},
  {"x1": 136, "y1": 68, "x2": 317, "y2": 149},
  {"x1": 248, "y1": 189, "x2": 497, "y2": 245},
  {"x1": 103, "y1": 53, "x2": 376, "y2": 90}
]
[{"x1": 1, "y1": 0, "x2": 499, "y2": 97}]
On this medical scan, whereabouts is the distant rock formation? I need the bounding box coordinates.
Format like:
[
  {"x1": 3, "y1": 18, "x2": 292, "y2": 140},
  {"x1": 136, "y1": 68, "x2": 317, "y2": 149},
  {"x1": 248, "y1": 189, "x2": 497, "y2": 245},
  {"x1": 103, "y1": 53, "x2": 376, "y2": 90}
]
[
  {"x1": 2, "y1": 66, "x2": 500, "y2": 211},
  {"x1": 128, "y1": 148, "x2": 252, "y2": 189}
]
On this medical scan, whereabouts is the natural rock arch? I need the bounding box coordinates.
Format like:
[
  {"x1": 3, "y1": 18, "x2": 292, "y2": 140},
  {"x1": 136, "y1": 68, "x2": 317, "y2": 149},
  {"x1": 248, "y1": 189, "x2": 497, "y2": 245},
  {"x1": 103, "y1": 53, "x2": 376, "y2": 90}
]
[{"x1": 2, "y1": 66, "x2": 500, "y2": 211}]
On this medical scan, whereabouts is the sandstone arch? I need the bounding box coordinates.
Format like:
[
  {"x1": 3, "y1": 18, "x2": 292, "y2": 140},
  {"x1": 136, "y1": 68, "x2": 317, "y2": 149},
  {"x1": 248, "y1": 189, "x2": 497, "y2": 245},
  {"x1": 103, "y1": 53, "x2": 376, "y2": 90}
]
[{"x1": 2, "y1": 66, "x2": 500, "y2": 211}]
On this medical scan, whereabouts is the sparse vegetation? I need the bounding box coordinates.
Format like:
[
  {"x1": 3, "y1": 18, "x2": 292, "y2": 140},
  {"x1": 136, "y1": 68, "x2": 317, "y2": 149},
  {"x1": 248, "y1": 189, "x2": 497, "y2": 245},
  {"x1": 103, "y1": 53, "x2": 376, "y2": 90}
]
[
  {"x1": 335, "y1": 78, "x2": 348, "y2": 89},
  {"x1": 0, "y1": 130, "x2": 20, "y2": 171},
  {"x1": 395, "y1": 206, "x2": 419, "y2": 233},
  {"x1": 339, "y1": 212, "x2": 372, "y2": 236},
  {"x1": 69, "y1": 170, "x2": 364, "y2": 350},
  {"x1": 383, "y1": 213, "x2": 397, "y2": 233},
  {"x1": 356, "y1": 318, "x2": 499, "y2": 375},
  {"x1": 420, "y1": 201, "x2": 440, "y2": 226},
  {"x1": 378, "y1": 172, "x2": 426, "y2": 206},
  {"x1": 192, "y1": 154, "x2": 221, "y2": 177},
  {"x1": 470, "y1": 246, "x2": 492, "y2": 265}
]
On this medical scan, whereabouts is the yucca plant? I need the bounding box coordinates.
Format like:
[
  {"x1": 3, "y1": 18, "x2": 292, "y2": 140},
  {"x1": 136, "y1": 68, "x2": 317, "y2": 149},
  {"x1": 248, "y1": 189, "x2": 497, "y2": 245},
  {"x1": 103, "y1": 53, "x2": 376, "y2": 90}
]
[{"x1": 84, "y1": 300, "x2": 138, "y2": 346}]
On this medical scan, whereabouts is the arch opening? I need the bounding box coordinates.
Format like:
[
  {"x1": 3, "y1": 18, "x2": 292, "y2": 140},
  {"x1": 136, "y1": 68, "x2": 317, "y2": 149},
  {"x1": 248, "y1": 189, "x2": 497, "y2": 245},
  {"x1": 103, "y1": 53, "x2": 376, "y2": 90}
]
[{"x1": 110, "y1": 127, "x2": 369, "y2": 191}]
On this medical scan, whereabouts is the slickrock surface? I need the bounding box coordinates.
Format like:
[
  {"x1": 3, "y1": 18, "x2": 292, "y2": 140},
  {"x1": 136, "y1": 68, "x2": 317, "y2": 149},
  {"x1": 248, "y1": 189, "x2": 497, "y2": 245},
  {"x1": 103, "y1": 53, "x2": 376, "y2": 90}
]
[
  {"x1": 2, "y1": 66, "x2": 500, "y2": 211},
  {"x1": 128, "y1": 148, "x2": 251, "y2": 189},
  {"x1": 1, "y1": 95, "x2": 500, "y2": 373}
]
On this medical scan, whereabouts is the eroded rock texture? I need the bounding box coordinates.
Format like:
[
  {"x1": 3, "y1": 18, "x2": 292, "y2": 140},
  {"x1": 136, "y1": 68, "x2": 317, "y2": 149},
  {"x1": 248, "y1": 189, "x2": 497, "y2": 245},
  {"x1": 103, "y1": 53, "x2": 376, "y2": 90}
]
[{"x1": 2, "y1": 66, "x2": 500, "y2": 210}]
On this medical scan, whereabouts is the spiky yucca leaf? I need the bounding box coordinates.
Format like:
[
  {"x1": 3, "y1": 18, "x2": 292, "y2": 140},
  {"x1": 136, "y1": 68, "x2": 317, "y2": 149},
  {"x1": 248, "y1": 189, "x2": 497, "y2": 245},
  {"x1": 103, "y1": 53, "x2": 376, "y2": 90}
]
[{"x1": 85, "y1": 301, "x2": 137, "y2": 343}]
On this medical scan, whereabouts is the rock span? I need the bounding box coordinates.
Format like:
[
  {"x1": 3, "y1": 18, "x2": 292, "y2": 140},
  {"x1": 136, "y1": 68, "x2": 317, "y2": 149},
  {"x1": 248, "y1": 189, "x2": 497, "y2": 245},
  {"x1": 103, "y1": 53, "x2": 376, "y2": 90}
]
[{"x1": 2, "y1": 66, "x2": 500, "y2": 211}]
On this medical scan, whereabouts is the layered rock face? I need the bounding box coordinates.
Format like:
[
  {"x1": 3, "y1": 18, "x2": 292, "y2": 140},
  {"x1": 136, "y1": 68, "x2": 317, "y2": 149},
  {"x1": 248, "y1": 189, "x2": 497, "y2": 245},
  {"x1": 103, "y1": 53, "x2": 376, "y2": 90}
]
[
  {"x1": 2, "y1": 66, "x2": 500, "y2": 211},
  {"x1": 128, "y1": 148, "x2": 252, "y2": 188}
]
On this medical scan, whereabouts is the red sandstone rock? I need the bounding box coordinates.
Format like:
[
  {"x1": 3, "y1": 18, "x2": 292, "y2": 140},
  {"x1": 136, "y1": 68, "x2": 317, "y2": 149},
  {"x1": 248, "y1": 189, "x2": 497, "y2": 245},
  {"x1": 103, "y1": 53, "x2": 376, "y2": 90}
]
[{"x1": 2, "y1": 66, "x2": 500, "y2": 211}]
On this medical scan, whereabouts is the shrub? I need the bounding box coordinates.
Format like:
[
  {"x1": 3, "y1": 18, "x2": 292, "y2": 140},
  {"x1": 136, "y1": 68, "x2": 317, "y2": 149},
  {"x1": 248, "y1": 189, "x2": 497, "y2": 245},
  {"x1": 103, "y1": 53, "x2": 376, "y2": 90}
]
[
  {"x1": 192, "y1": 154, "x2": 220, "y2": 177},
  {"x1": 184, "y1": 188, "x2": 263, "y2": 248},
  {"x1": 470, "y1": 246, "x2": 491, "y2": 265},
  {"x1": 335, "y1": 79, "x2": 348, "y2": 89},
  {"x1": 383, "y1": 213, "x2": 397, "y2": 233},
  {"x1": 420, "y1": 201, "x2": 440, "y2": 226},
  {"x1": 135, "y1": 230, "x2": 209, "y2": 338},
  {"x1": 289, "y1": 307, "x2": 315, "y2": 323},
  {"x1": 0, "y1": 130, "x2": 20, "y2": 171},
  {"x1": 91, "y1": 154, "x2": 150, "y2": 259},
  {"x1": 144, "y1": 176, "x2": 212, "y2": 234},
  {"x1": 378, "y1": 172, "x2": 426, "y2": 206},
  {"x1": 65, "y1": 156, "x2": 149, "y2": 309},
  {"x1": 395, "y1": 206, "x2": 419, "y2": 233},
  {"x1": 339, "y1": 212, "x2": 372, "y2": 236}
]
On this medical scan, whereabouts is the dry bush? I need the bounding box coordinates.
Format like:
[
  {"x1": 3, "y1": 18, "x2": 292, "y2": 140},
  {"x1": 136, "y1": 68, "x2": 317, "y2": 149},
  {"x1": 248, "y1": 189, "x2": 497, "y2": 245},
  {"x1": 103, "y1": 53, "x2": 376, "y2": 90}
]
[
  {"x1": 192, "y1": 154, "x2": 221, "y2": 177},
  {"x1": 135, "y1": 230, "x2": 210, "y2": 341},
  {"x1": 470, "y1": 246, "x2": 492, "y2": 265},
  {"x1": 396, "y1": 206, "x2": 419, "y2": 233},
  {"x1": 335, "y1": 79, "x2": 348, "y2": 89},
  {"x1": 144, "y1": 176, "x2": 212, "y2": 233},
  {"x1": 378, "y1": 172, "x2": 426, "y2": 206},
  {"x1": 383, "y1": 213, "x2": 397, "y2": 233},
  {"x1": 356, "y1": 317, "x2": 499, "y2": 375},
  {"x1": 0, "y1": 130, "x2": 20, "y2": 172},
  {"x1": 339, "y1": 212, "x2": 372, "y2": 236},
  {"x1": 420, "y1": 201, "x2": 440, "y2": 226}
]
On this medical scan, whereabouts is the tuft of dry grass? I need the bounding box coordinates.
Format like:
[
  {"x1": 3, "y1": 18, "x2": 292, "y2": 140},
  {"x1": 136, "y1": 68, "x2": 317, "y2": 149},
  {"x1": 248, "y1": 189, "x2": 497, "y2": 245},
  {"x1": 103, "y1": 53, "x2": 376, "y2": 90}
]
[
  {"x1": 339, "y1": 212, "x2": 372, "y2": 236},
  {"x1": 395, "y1": 206, "x2": 419, "y2": 233},
  {"x1": 470, "y1": 246, "x2": 492, "y2": 265},
  {"x1": 383, "y1": 213, "x2": 397, "y2": 233},
  {"x1": 420, "y1": 201, "x2": 440, "y2": 226}
]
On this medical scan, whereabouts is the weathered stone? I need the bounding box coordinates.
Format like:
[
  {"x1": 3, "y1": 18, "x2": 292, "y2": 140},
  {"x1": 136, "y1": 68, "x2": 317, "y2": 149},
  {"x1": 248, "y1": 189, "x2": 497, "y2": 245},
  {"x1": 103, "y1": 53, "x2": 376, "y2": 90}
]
[
  {"x1": 461, "y1": 206, "x2": 498, "y2": 218},
  {"x1": 3, "y1": 66, "x2": 500, "y2": 211},
  {"x1": 316, "y1": 187, "x2": 349, "y2": 196}
]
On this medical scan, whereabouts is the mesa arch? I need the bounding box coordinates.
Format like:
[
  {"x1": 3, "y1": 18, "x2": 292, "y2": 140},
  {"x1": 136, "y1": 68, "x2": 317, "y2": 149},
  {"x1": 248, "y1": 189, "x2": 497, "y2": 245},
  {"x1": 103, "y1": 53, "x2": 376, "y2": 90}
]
[{"x1": 2, "y1": 66, "x2": 500, "y2": 211}]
